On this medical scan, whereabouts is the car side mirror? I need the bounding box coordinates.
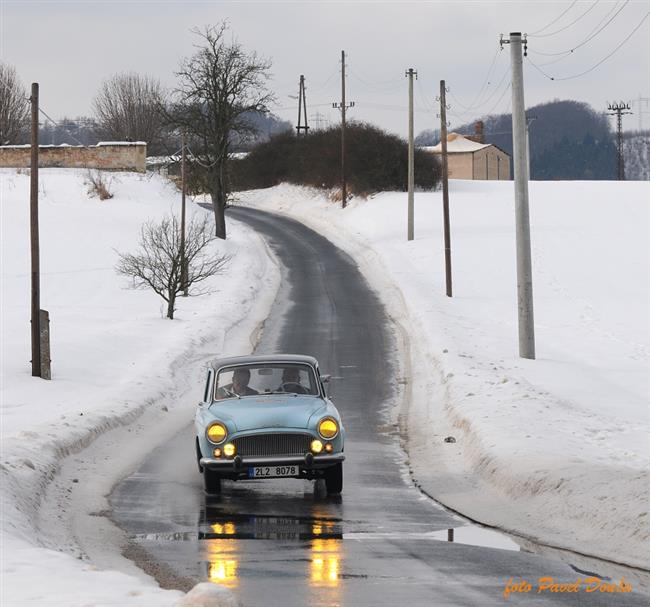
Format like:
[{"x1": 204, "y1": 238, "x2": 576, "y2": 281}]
[{"x1": 321, "y1": 374, "x2": 331, "y2": 383}]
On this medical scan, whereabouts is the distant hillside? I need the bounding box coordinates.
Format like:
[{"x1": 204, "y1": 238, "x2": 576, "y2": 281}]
[
  {"x1": 417, "y1": 100, "x2": 623, "y2": 180},
  {"x1": 623, "y1": 131, "x2": 650, "y2": 181}
]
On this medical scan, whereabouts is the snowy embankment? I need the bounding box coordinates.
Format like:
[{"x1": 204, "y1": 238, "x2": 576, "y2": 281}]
[
  {"x1": 238, "y1": 180, "x2": 650, "y2": 569},
  {"x1": 1, "y1": 169, "x2": 278, "y2": 606}
]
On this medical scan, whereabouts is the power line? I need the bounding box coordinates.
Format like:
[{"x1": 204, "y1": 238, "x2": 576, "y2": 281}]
[
  {"x1": 525, "y1": 11, "x2": 650, "y2": 81},
  {"x1": 347, "y1": 68, "x2": 403, "y2": 92},
  {"x1": 527, "y1": 0, "x2": 578, "y2": 36},
  {"x1": 529, "y1": 0, "x2": 629, "y2": 58},
  {"x1": 37, "y1": 106, "x2": 87, "y2": 146},
  {"x1": 447, "y1": 65, "x2": 511, "y2": 119},
  {"x1": 446, "y1": 46, "x2": 503, "y2": 112},
  {"x1": 528, "y1": 0, "x2": 601, "y2": 39}
]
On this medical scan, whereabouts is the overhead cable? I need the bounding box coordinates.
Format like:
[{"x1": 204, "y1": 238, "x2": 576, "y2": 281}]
[
  {"x1": 526, "y1": 11, "x2": 649, "y2": 81},
  {"x1": 528, "y1": 0, "x2": 601, "y2": 39},
  {"x1": 527, "y1": 0, "x2": 579, "y2": 36}
]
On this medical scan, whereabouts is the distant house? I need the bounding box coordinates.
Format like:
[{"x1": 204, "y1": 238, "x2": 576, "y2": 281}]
[{"x1": 423, "y1": 131, "x2": 510, "y2": 181}]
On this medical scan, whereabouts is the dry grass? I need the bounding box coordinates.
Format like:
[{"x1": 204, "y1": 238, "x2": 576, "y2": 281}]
[{"x1": 85, "y1": 170, "x2": 114, "y2": 201}]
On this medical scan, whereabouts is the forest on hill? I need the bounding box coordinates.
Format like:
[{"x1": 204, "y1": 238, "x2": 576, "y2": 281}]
[{"x1": 416, "y1": 99, "x2": 648, "y2": 181}]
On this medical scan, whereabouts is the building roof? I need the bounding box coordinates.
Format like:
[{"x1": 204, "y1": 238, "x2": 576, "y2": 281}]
[{"x1": 423, "y1": 132, "x2": 492, "y2": 154}]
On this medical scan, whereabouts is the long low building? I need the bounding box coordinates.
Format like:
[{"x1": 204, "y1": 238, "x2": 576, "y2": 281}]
[{"x1": 423, "y1": 132, "x2": 510, "y2": 180}]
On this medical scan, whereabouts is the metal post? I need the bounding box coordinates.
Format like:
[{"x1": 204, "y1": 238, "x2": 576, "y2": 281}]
[
  {"x1": 180, "y1": 134, "x2": 188, "y2": 296},
  {"x1": 30, "y1": 83, "x2": 41, "y2": 377},
  {"x1": 406, "y1": 68, "x2": 415, "y2": 241},
  {"x1": 440, "y1": 80, "x2": 452, "y2": 298},
  {"x1": 509, "y1": 33, "x2": 535, "y2": 359}
]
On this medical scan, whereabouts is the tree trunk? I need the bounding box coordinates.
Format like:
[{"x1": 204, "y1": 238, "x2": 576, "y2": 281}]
[
  {"x1": 167, "y1": 295, "x2": 175, "y2": 319},
  {"x1": 210, "y1": 164, "x2": 227, "y2": 240}
]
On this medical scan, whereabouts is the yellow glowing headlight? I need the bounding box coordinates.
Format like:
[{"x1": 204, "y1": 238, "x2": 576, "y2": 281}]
[
  {"x1": 318, "y1": 418, "x2": 339, "y2": 440},
  {"x1": 206, "y1": 422, "x2": 227, "y2": 444},
  {"x1": 311, "y1": 439, "x2": 324, "y2": 453},
  {"x1": 223, "y1": 443, "x2": 236, "y2": 458}
]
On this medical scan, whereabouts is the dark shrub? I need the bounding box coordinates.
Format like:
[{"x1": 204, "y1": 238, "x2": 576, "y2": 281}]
[{"x1": 230, "y1": 122, "x2": 440, "y2": 195}]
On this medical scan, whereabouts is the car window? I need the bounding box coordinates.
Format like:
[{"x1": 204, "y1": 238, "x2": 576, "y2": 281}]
[{"x1": 215, "y1": 363, "x2": 319, "y2": 399}]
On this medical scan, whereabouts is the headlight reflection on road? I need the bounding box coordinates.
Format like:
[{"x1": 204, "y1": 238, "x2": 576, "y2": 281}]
[
  {"x1": 206, "y1": 539, "x2": 239, "y2": 589},
  {"x1": 310, "y1": 536, "x2": 341, "y2": 587}
]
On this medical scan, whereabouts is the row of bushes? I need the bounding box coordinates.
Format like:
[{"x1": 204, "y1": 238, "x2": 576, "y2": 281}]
[{"x1": 229, "y1": 123, "x2": 441, "y2": 196}]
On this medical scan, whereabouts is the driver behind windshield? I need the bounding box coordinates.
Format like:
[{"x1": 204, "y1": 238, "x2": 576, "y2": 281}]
[{"x1": 279, "y1": 367, "x2": 309, "y2": 394}]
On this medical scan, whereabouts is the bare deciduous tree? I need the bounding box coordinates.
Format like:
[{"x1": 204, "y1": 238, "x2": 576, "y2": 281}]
[
  {"x1": 93, "y1": 72, "x2": 167, "y2": 152},
  {"x1": 171, "y1": 23, "x2": 274, "y2": 239},
  {"x1": 116, "y1": 213, "x2": 230, "y2": 319},
  {"x1": 0, "y1": 62, "x2": 29, "y2": 145}
]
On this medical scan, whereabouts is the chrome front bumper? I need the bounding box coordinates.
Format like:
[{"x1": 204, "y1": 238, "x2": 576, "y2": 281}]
[{"x1": 200, "y1": 452, "x2": 344, "y2": 470}]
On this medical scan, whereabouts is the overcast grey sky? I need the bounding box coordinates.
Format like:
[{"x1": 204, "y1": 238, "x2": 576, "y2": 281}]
[{"x1": 2, "y1": 0, "x2": 649, "y2": 137}]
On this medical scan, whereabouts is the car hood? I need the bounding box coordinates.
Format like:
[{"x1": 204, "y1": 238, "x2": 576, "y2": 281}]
[{"x1": 209, "y1": 395, "x2": 326, "y2": 432}]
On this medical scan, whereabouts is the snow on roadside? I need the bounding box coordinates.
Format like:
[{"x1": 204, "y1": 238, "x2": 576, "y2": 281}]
[
  {"x1": 236, "y1": 180, "x2": 650, "y2": 569},
  {"x1": 1, "y1": 168, "x2": 278, "y2": 606}
]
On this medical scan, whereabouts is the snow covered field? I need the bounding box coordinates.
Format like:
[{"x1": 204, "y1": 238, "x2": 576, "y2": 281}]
[
  {"x1": 2, "y1": 169, "x2": 648, "y2": 606},
  {"x1": 237, "y1": 179, "x2": 650, "y2": 569},
  {"x1": 1, "y1": 169, "x2": 278, "y2": 606}
]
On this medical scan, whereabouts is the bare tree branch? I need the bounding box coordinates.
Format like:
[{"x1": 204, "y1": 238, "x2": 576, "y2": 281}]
[
  {"x1": 168, "y1": 22, "x2": 274, "y2": 239},
  {"x1": 115, "y1": 213, "x2": 230, "y2": 319},
  {"x1": 0, "y1": 62, "x2": 29, "y2": 145}
]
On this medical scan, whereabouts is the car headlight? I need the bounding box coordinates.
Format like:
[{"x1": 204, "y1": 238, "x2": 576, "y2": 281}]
[
  {"x1": 206, "y1": 422, "x2": 227, "y2": 444},
  {"x1": 318, "y1": 417, "x2": 339, "y2": 439}
]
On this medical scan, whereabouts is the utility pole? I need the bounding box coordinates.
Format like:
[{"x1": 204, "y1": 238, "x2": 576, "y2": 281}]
[
  {"x1": 406, "y1": 68, "x2": 417, "y2": 241},
  {"x1": 332, "y1": 50, "x2": 355, "y2": 208},
  {"x1": 296, "y1": 75, "x2": 309, "y2": 136},
  {"x1": 606, "y1": 102, "x2": 632, "y2": 181},
  {"x1": 438, "y1": 80, "x2": 452, "y2": 297},
  {"x1": 30, "y1": 83, "x2": 41, "y2": 377},
  {"x1": 525, "y1": 114, "x2": 537, "y2": 181},
  {"x1": 180, "y1": 133, "x2": 188, "y2": 296},
  {"x1": 502, "y1": 32, "x2": 535, "y2": 360},
  {"x1": 310, "y1": 111, "x2": 327, "y2": 130}
]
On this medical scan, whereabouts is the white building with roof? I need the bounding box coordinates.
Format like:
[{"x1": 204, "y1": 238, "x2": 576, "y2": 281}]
[{"x1": 423, "y1": 132, "x2": 510, "y2": 180}]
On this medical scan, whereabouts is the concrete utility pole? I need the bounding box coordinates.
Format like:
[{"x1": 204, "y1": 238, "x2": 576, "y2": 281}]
[
  {"x1": 438, "y1": 80, "x2": 452, "y2": 297},
  {"x1": 606, "y1": 102, "x2": 632, "y2": 181},
  {"x1": 525, "y1": 114, "x2": 537, "y2": 182},
  {"x1": 180, "y1": 134, "x2": 188, "y2": 296},
  {"x1": 406, "y1": 68, "x2": 416, "y2": 241},
  {"x1": 502, "y1": 32, "x2": 535, "y2": 359},
  {"x1": 30, "y1": 83, "x2": 41, "y2": 377},
  {"x1": 332, "y1": 51, "x2": 355, "y2": 208}
]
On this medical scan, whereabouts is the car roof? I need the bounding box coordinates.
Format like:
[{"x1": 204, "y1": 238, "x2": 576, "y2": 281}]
[{"x1": 209, "y1": 354, "x2": 320, "y2": 371}]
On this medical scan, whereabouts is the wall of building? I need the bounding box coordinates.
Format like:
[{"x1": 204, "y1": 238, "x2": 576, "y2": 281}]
[
  {"x1": 0, "y1": 142, "x2": 146, "y2": 172},
  {"x1": 447, "y1": 153, "x2": 474, "y2": 179},
  {"x1": 472, "y1": 147, "x2": 510, "y2": 180}
]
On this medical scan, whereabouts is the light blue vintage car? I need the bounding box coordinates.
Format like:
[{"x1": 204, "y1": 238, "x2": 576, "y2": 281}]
[{"x1": 195, "y1": 354, "x2": 345, "y2": 495}]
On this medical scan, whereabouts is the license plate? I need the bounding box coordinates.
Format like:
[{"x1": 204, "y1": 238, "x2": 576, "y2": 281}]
[{"x1": 248, "y1": 465, "x2": 298, "y2": 478}]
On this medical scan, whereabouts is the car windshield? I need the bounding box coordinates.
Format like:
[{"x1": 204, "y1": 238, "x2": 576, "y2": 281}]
[{"x1": 215, "y1": 363, "x2": 320, "y2": 400}]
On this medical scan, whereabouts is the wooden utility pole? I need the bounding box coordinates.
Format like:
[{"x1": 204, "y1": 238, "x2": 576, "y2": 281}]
[
  {"x1": 439, "y1": 80, "x2": 452, "y2": 297},
  {"x1": 180, "y1": 134, "x2": 188, "y2": 296},
  {"x1": 296, "y1": 75, "x2": 309, "y2": 136},
  {"x1": 332, "y1": 51, "x2": 354, "y2": 208},
  {"x1": 30, "y1": 83, "x2": 41, "y2": 377},
  {"x1": 503, "y1": 32, "x2": 535, "y2": 359},
  {"x1": 406, "y1": 68, "x2": 417, "y2": 241}
]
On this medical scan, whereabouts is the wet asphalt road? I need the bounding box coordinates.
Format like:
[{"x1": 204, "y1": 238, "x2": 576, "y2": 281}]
[{"x1": 110, "y1": 207, "x2": 649, "y2": 606}]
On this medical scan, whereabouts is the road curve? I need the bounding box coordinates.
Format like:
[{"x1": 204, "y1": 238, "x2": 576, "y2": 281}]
[{"x1": 109, "y1": 206, "x2": 649, "y2": 607}]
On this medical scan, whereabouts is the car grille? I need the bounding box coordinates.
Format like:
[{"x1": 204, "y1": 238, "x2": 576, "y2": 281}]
[{"x1": 233, "y1": 433, "x2": 312, "y2": 457}]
